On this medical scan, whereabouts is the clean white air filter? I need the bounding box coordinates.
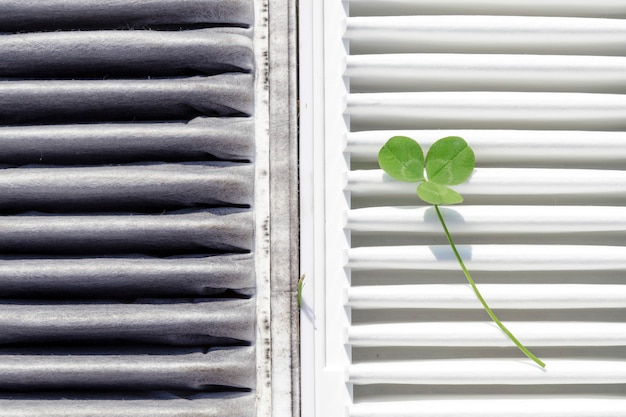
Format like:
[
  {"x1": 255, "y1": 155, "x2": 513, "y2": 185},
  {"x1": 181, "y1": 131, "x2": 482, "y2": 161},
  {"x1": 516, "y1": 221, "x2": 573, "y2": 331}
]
[{"x1": 300, "y1": 1, "x2": 626, "y2": 416}]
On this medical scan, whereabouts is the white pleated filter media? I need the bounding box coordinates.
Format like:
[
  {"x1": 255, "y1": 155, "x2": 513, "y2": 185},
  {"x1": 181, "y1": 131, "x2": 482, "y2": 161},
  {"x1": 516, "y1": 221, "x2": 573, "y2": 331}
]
[{"x1": 300, "y1": 1, "x2": 626, "y2": 416}]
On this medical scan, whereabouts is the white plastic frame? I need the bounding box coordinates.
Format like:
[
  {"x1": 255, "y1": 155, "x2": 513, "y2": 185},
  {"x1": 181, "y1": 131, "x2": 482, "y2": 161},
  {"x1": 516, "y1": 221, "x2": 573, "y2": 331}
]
[{"x1": 299, "y1": 1, "x2": 352, "y2": 416}]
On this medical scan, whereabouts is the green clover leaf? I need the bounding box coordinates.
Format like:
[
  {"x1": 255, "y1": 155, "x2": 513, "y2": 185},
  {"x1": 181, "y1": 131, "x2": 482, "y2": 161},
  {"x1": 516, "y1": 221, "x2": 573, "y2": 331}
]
[
  {"x1": 376, "y1": 134, "x2": 545, "y2": 368},
  {"x1": 425, "y1": 136, "x2": 475, "y2": 185},
  {"x1": 417, "y1": 181, "x2": 464, "y2": 205},
  {"x1": 377, "y1": 135, "x2": 424, "y2": 182},
  {"x1": 377, "y1": 135, "x2": 474, "y2": 205}
]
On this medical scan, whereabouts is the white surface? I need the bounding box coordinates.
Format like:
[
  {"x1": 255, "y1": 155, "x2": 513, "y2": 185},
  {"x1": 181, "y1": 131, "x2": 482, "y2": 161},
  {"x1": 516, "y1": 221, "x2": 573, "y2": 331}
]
[
  {"x1": 348, "y1": 205, "x2": 626, "y2": 233},
  {"x1": 348, "y1": 284, "x2": 626, "y2": 309},
  {"x1": 299, "y1": 1, "x2": 352, "y2": 417},
  {"x1": 349, "y1": 359, "x2": 626, "y2": 385},
  {"x1": 349, "y1": 245, "x2": 626, "y2": 271},
  {"x1": 349, "y1": 322, "x2": 626, "y2": 347},
  {"x1": 346, "y1": 15, "x2": 626, "y2": 55},
  {"x1": 348, "y1": 168, "x2": 626, "y2": 195},
  {"x1": 347, "y1": 129, "x2": 626, "y2": 164},
  {"x1": 350, "y1": 398, "x2": 626, "y2": 417},
  {"x1": 347, "y1": 54, "x2": 626, "y2": 93},
  {"x1": 347, "y1": 92, "x2": 626, "y2": 130},
  {"x1": 349, "y1": 0, "x2": 626, "y2": 18},
  {"x1": 301, "y1": 2, "x2": 626, "y2": 416}
]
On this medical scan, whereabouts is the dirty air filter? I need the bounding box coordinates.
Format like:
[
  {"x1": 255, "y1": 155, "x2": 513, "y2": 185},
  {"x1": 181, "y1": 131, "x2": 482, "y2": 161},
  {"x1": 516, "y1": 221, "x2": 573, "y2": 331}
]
[{"x1": 0, "y1": 1, "x2": 269, "y2": 416}]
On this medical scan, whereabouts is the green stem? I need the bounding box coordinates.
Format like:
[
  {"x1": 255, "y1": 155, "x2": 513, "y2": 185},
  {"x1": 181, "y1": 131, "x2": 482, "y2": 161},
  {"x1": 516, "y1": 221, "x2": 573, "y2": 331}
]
[{"x1": 434, "y1": 205, "x2": 546, "y2": 368}]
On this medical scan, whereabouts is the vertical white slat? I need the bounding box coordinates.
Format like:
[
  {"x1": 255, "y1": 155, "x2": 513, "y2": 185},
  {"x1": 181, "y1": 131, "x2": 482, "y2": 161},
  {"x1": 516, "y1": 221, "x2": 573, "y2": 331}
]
[
  {"x1": 299, "y1": 1, "x2": 352, "y2": 417},
  {"x1": 298, "y1": 0, "x2": 324, "y2": 413}
]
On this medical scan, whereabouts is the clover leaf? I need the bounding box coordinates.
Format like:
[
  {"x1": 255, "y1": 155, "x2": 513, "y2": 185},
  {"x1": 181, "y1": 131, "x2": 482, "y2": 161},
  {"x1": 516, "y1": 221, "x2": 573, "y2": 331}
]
[
  {"x1": 377, "y1": 135, "x2": 545, "y2": 368},
  {"x1": 417, "y1": 181, "x2": 464, "y2": 205},
  {"x1": 378, "y1": 135, "x2": 474, "y2": 205},
  {"x1": 425, "y1": 135, "x2": 475, "y2": 185},
  {"x1": 377, "y1": 135, "x2": 424, "y2": 182}
]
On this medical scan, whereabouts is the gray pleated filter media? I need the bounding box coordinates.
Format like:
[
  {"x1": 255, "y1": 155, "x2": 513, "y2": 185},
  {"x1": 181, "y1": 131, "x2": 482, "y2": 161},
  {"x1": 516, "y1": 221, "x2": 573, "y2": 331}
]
[{"x1": 0, "y1": 1, "x2": 258, "y2": 416}]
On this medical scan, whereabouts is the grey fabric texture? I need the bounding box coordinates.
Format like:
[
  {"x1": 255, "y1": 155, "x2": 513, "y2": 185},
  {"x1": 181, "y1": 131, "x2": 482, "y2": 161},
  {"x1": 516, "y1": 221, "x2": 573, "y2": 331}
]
[
  {"x1": 0, "y1": 347, "x2": 255, "y2": 389},
  {"x1": 0, "y1": 118, "x2": 254, "y2": 165},
  {"x1": 0, "y1": 0, "x2": 253, "y2": 31},
  {"x1": 0, "y1": 210, "x2": 252, "y2": 254},
  {"x1": 0, "y1": 1, "x2": 257, "y2": 415},
  {"x1": 0, "y1": 255, "x2": 255, "y2": 297},
  {"x1": 0, "y1": 300, "x2": 255, "y2": 345},
  {"x1": 0, "y1": 75, "x2": 253, "y2": 124},
  {"x1": 0, "y1": 394, "x2": 255, "y2": 417},
  {"x1": 0, "y1": 163, "x2": 254, "y2": 210},
  {"x1": 0, "y1": 29, "x2": 254, "y2": 77}
]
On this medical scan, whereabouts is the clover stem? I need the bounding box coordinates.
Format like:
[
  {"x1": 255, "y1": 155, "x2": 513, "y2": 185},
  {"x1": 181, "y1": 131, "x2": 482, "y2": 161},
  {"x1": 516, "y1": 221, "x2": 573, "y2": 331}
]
[{"x1": 434, "y1": 205, "x2": 546, "y2": 368}]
